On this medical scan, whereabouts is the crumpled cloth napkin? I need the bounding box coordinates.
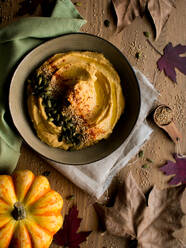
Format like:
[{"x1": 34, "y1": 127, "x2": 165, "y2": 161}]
[
  {"x1": 48, "y1": 69, "x2": 158, "y2": 199},
  {"x1": 0, "y1": 0, "x2": 86, "y2": 173}
]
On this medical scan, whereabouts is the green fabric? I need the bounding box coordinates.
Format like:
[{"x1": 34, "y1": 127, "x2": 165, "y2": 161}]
[{"x1": 0, "y1": 0, "x2": 86, "y2": 173}]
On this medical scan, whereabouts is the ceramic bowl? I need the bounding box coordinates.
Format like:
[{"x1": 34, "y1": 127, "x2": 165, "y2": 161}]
[{"x1": 9, "y1": 33, "x2": 141, "y2": 165}]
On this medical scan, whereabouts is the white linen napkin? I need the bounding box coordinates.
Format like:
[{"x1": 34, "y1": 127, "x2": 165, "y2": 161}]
[{"x1": 47, "y1": 70, "x2": 158, "y2": 199}]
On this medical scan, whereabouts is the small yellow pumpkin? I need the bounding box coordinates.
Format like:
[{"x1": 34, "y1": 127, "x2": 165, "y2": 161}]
[{"x1": 0, "y1": 170, "x2": 63, "y2": 248}]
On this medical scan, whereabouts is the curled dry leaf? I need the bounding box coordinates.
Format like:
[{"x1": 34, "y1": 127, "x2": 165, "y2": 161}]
[
  {"x1": 95, "y1": 173, "x2": 185, "y2": 248},
  {"x1": 148, "y1": 0, "x2": 176, "y2": 40},
  {"x1": 112, "y1": 0, "x2": 176, "y2": 40}
]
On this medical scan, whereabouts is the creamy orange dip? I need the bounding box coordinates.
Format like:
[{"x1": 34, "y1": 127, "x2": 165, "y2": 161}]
[{"x1": 27, "y1": 51, "x2": 125, "y2": 150}]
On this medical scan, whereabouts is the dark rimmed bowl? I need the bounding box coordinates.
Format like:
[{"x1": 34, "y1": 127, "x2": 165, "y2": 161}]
[{"x1": 9, "y1": 33, "x2": 141, "y2": 165}]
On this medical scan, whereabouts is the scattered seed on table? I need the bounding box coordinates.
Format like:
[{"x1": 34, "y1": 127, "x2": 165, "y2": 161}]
[
  {"x1": 143, "y1": 31, "x2": 150, "y2": 38},
  {"x1": 138, "y1": 150, "x2": 144, "y2": 158},
  {"x1": 42, "y1": 171, "x2": 51, "y2": 177},
  {"x1": 104, "y1": 19, "x2": 110, "y2": 27},
  {"x1": 66, "y1": 195, "x2": 75, "y2": 200},
  {"x1": 146, "y1": 158, "x2": 153, "y2": 163},
  {"x1": 75, "y1": 2, "x2": 82, "y2": 6},
  {"x1": 142, "y1": 164, "x2": 148, "y2": 169},
  {"x1": 135, "y1": 51, "x2": 141, "y2": 59}
]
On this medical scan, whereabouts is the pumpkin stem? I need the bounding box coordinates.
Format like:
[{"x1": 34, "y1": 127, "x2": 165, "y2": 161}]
[{"x1": 12, "y1": 202, "x2": 26, "y2": 220}]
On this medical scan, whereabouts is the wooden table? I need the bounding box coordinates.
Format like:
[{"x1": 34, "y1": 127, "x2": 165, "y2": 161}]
[{"x1": 1, "y1": 0, "x2": 186, "y2": 247}]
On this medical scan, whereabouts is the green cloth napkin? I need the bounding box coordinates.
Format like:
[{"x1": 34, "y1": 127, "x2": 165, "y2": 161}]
[{"x1": 0, "y1": 0, "x2": 86, "y2": 173}]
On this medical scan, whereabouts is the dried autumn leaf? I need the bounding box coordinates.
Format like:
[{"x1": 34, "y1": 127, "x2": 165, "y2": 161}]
[
  {"x1": 95, "y1": 173, "x2": 185, "y2": 248},
  {"x1": 112, "y1": 0, "x2": 147, "y2": 32},
  {"x1": 160, "y1": 153, "x2": 186, "y2": 185},
  {"x1": 112, "y1": 0, "x2": 176, "y2": 39},
  {"x1": 53, "y1": 205, "x2": 91, "y2": 248},
  {"x1": 148, "y1": 0, "x2": 176, "y2": 40},
  {"x1": 157, "y1": 43, "x2": 186, "y2": 82}
]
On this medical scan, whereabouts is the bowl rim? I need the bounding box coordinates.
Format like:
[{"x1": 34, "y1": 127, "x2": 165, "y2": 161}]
[{"x1": 9, "y1": 32, "x2": 141, "y2": 165}]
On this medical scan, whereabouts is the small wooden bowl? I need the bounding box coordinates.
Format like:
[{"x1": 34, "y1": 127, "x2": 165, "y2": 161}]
[{"x1": 153, "y1": 105, "x2": 181, "y2": 143}]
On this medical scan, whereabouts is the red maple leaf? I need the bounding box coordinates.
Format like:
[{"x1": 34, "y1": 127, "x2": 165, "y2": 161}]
[
  {"x1": 160, "y1": 153, "x2": 186, "y2": 185},
  {"x1": 157, "y1": 42, "x2": 186, "y2": 83},
  {"x1": 53, "y1": 205, "x2": 92, "y2": 248}
]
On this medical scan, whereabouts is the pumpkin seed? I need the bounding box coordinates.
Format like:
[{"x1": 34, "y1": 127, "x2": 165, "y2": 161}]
[
  {"x1": 143, "y1": 31, "x2": 150, "y2": 38},
  {"x1": 75, "y1": 2, "x2": 81, "y2": 6},
  {"x1": 47, "y1": 100, "x2": 52, "y2": 108},
  {"x1": 66, "y1": 194, "x2": 75, "y2": 200},
  {"x1": 56, "y1": 114, "x2": 60, "y2": 121},
  {"x1": 42, "y1": 171, "x2": 50, "y2": 177},
  {"x1": 67, "y1": 123, "x2": 73, "y2": 129},
  {"x1": 146, "y1": 158, "x2": 153, "y2": 163},
  {"x1": 38, "y1": 76, "x2": 42, "y2": 85},
  {"x1": 104, "y1": 19, "x2": 110, "y2": 27},
  {"x1": 142, "y1": 164, "x2": 148, "y2": 169},
  {"x1": 135, "y1": 52, "x2": 141, "y2": 59},
  {"x1": 138, "y1": 150, "x2": 144, "y2": 158}
]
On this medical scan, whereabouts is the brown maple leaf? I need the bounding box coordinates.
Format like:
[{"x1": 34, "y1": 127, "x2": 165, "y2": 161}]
[
  {"x1": 95, "y1": 173, "x2": 185, "y2": 248},
  {"x1": 112, "y1": 0, "x2": 176, "y2": 40}
]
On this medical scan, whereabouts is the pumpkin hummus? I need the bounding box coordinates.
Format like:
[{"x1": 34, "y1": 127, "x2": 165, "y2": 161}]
[{"x1": 27, "y1": 51, "x2": 125, "y2": 150}]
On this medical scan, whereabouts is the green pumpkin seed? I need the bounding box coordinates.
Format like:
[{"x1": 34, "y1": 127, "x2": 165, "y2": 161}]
[
  {"x1": 57, "y1": 114, "x2": 60, "y2": 121},
  {"x1": 138, "y1": 150, "x2": 144, "y2": 158},
  {"x1": 47, "y1": 100, "x2": 52, "y2": 108},
  {"x1": 143, "y1": 31, "x2": 150, "y2": 38},
  {"x1": 38, "y1": 77, "x2": 42, "y2": 85},
  {"x1": 142, "y1": 164, "x2": 148, "y2": 169},
  {"x1": 146, "y1": 158, "x2": 153, "y2": 163},
  {"x1": 66, "y1": 194, "x2": 75, "y2": 200},
  {"x1": 48, "y1": 117, "x2": 54, "y2": 122}
]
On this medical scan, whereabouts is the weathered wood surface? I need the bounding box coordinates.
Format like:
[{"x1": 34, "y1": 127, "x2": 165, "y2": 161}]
[{"x1": 0, "y1": 0, "x2": 186, "y2": 247}]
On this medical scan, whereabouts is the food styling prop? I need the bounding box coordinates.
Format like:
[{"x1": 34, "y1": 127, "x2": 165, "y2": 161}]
[
  {"x1": 153, "y1": 105, "x2": 186, "y2": 185},
  {"x1": 153, "y1": 105, "x2": 182, "y2": 144},
  {"x1": 0, "y1": 170, "x2": 63, "y2": 248}
]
